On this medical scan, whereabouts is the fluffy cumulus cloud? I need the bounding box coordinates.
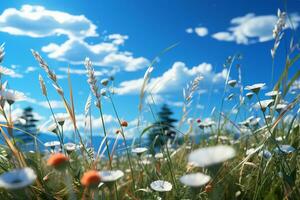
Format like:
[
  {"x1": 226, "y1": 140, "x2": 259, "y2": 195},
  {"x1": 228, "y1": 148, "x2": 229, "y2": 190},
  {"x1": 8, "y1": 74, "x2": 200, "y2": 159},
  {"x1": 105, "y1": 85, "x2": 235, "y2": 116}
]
[
  {"x1": 0, "y1": 5, "x2": 97, "y2": 38},
  {"x1": 186, "y1": 26, "x2": 208, "y2": 37},
  {"x1": 194, "y1": 27, "x2": 208, "y2": 37},
  {"x1": 212, "y1": 13, "x2": 300, "y2": 44},
  {"x1": 0, "y1": 5, "x2": 149, "y2": 72},
  {"x1": 115, "y1": 61, "x2": 228, "y2": 95}
]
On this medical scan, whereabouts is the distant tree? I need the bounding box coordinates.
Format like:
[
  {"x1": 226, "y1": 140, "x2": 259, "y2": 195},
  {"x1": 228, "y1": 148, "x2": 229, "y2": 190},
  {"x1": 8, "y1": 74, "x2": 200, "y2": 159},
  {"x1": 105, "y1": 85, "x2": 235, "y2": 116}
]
[
  {"x1": 14, "y1": 107, "x2": 39, "y2": 143},
  {"x1": 148, "y1": 104, "x2": 177, "y2": 148}
]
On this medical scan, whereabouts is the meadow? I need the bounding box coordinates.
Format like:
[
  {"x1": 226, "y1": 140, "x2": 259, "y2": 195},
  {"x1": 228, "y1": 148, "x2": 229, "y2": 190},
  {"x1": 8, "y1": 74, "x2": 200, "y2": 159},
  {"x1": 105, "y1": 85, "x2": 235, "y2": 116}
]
[{"x1": 0, "y1": 8, "x2": 299, "y2": 200}]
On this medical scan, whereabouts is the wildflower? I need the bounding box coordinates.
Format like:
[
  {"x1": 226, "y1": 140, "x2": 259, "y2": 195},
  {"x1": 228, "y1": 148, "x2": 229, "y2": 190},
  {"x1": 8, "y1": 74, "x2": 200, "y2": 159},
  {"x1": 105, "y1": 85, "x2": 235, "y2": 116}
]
[
  {"x1": 0, "y1": 89, "x2": 26, "y2": 105},
  {"x1": 227, "y1": 93, "x2": 234, "y2": 101},
  {"x1": 0, "y1": 168, "x2": 37, "y2": 190},
  {"x1": 274, "y1": 145, "x2": 295, "y2": 155},
  {"x1": 100, "y1": 78, "x2": 109, "y2": 86},
  {"x1": 246, "y1": 92, "x2": 254, "y2": 99},
  {"x1": 265, "y1": 90, "x2": 281, "y2": 98},
  {"x1": 254, "y1": 99, "x2": 274, "y2": 112},
  {"x1": 99, "y1": 170, "x2": 124, "y2": 183},
  {"x1": 259, "y1": 150, "x2": 272, "y2": 159},
  {"x1": 121, "y1": 120, "x2": 128, "y2": 127},
  {"x1": 245, "y1": 83, "x2": 265, "y2": 94},
  {"x1": 44, "y1": 141, "x2": 60, "y2": 150},
  {"x1": 81, "y1": 170, "x2": 101, "y2": 188},
  {"x1": 47, "y1": 123, "x2": 59, "y2": 134},
  {"x1": 132, "y1": 147, "x2": 148, "y2": 156},
  {"x1": 179, "y1": 173, "x2": 211, "y2": 187},
  {"x1": 100, "y1": 88, "x2": 107, "y2": 96},
  {"x1": 47, "y1": 153, "x2": 69, "y2": 170},
  {"x1": 187, "y1": 118, "x2": 193, "y2": 124},
  {"x1": 150, "y1": 180, "x2": 172, "y2": 192},
  {"x1": 155, "y1": 153, "x2": 164, "y2": 160},
  {"x1": 276, "y1": 136, "x2": 283, "y2": 142},
  {"x1": 228, "y1": 80, "x2": 237, "y2": 87},
  {"x1": 205, "y1": 183, "x2": 213, "y2": 193},
  {"x1": 55, "y1": 113, "x2": 68, "y2": 126},
  {"x1": 249, "y1": 117, "x2": 260, "y2": 126},
  {"x1": 275, "y1": 104, "x2": 287, "y2": 113},
  {"x1": 189, "y1": 145, "x2": 236, "y2": 167},
  {"x1": 64, "y1": 143, "x2": 77, "y2": 154},
  {"x1": 115, "y1": 129, "x2": 121, "y2": 134},
  {"x1": 196, "y1": 118, "x2": 201, "y2": 123}
]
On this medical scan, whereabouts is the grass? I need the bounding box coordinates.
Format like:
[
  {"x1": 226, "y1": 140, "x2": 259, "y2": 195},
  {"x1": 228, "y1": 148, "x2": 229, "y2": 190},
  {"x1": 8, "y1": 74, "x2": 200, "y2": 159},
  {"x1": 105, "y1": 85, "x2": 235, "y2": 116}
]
[{"x1": 0, "y1": 8, "x2": 299, "y2": 200}]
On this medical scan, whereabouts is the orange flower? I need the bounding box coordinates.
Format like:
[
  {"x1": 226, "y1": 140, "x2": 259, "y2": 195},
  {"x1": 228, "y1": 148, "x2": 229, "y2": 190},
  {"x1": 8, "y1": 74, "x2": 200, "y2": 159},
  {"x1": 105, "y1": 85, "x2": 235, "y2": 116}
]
[
  {"x1": 121, "y1": 121, "x2": 128, "y2": 127},
  {"x1": 205, "y1": 183, "x2": 213, "y2": 193},
  {"x1": 47, "y1": 153, "x2": 69, "y2": 170},
  {"x1": 81, "y1": 170, "x2": 101, "y2": 188}
]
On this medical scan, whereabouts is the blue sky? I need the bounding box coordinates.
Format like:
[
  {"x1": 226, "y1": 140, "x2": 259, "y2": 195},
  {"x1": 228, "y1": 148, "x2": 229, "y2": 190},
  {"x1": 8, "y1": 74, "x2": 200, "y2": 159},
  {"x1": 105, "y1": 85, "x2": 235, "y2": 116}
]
[{"x1": 0, "y1": 0, "x2": 299, "y2": 138}]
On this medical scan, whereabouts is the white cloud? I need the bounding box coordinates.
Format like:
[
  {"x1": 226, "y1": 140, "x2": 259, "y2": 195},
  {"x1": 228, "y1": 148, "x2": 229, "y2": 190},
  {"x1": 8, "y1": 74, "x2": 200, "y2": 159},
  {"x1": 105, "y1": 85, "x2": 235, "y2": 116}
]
[
  {"x1": 1, "y1": 66, "x2": 23, "y2": 78},
  {"x1": 212, "y1": 32, "x2": 235, "y2": 42},
  {"x1": 212, "y1": 13, "x2": 300, "y2": 44},
  {"x1": 0, "y1": 4, "x2": 97, "y2": 39},
  {"x1": 25, "y1": 66, "x2": 37, "y2": 73},
  {"x1": 58, "y1": 67, "x2": 106, "y2": 76},
  {"x1": 0, "y1": 5, "x2": 149, "y2": 72},
  {"x1": 107, "y1": 34, "x2": 129, "y2": 45},
  {"x1": 145, "y1": 94, "x2": 183, "y2": 107},
  {"x1": 115, "y1": 61, "x2": 227, "y2": 95},
  {"x1": 25, "y1": 97, "x2": 64, "y2": 109},
  {"x1": 194, "y1": 27, "x2": 208, "y2": 37},
  {"x1": 0, "y1": 107, "x2": 44, "y2": 122},
  {"x1": 186, "y1": 28, "x2": 193, "y2": 34},
  {"x1": 39, "y1": 100, "x2": 64, "y2": 109}
]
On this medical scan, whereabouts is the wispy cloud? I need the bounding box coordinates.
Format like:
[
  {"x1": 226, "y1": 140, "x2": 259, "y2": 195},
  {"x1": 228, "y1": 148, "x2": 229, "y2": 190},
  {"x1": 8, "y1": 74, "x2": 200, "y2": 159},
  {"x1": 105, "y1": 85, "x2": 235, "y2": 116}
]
[
  {"x1": 212, "y1": 13, "x2": 300, "y2": 44},
  {"x1": 115, "y1": 61, "x2": 227, "y2": 95},
  {"x1": 0, "y1": 5, "x2": 149, "y2": 72}
]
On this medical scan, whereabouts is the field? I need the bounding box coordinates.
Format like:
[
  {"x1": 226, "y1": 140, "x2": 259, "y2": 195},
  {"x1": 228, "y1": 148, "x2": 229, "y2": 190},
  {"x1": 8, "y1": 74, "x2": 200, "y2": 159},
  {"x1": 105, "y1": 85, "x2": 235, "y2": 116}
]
[{"x1": 0, "y1": 4, "x2": 300, "y2": 200}]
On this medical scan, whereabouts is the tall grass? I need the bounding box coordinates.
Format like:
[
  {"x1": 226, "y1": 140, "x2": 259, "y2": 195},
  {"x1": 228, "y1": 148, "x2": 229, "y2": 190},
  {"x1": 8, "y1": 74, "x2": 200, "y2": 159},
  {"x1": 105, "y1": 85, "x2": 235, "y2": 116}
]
[{"x1": 0, "y1": 8, "x2": 299, "y2": 200}]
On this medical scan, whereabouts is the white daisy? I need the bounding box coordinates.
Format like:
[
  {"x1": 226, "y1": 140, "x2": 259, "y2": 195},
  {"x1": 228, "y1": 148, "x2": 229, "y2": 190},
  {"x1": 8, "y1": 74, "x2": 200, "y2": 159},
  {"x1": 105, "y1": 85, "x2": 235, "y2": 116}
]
[
  {"x1": 246, "y1": 92, "x2": 254, "y2": 99},
  {"x1": 155, "y1": 153, "x2": 164, "y2": 160},
  {"x1": 47, "y1": 123, "x2": 58, "y2": 133},
  {"x1": 249, "y1": 117, "x2": 261, "y2": 126},
  {"x1": 179, "y1": 173, "x2": 211, "y2": 187},
  {"x1": 55, "y1": 113, "x2": 69, "y2": 126},
  {"x1": 64, "y1": 142, "x2": 77, "y2": 153},
  {"x1": 275, "y1": 104, "x2": 287, "y2": 113},
  {"x1": 150, "y1": 180, "x2": 172, "y2": 192},
  {"x1": 44, "y1": 141, "x2": 60, "y2": 149},
  {"x1": 100, "y1": 78, "x2": 109, "y2": 86},
  {"x1": 0, "y1": 89, "x2": 26, "y2": 104},
  {"x1": 254, "y1": 99, "x2": 274, "y2": 112},
  {"x1": 0, "y1": 168, "x2": 36, "y2": 190},
  {"x1": 245, "y1": 83, "x2": 265, "y2": 94},
  {"x1": 228, "y1": 80, "x2": 237, "y2": 87},
  {"x1": 132, "y1": 147, "x2": 148, "y2": 156},
  {"x1": 99, "y1": 170, "x2": 124, "y2": 183},
  {"x1": 189, "y1": 145, "x2": 236, "y2": 167}
]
